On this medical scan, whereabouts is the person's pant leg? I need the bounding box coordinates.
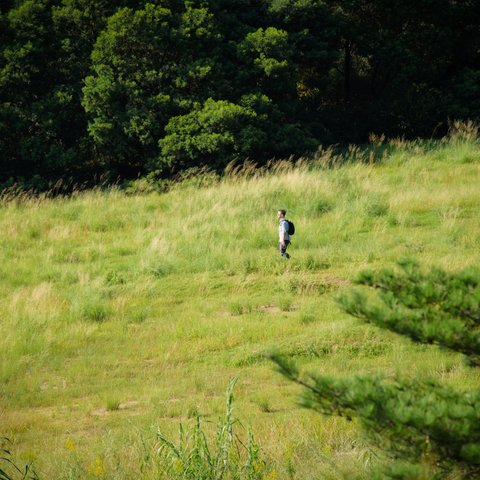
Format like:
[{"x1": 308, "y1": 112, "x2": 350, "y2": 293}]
[{"x1": 279, "y1": 240, "x2": 290, "y2": 256}]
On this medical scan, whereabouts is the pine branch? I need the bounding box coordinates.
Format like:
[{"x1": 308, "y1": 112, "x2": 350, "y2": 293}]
[
  {"x1": 337, "y1": 261, "x2": 480, "y2": 364},
  {"x1": 271, "y1": 261, "x2": 480, "y2": 478}
]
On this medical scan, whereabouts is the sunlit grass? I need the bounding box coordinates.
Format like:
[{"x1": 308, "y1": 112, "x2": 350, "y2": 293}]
[{"x1": 1, "y1": 131, "x2": 480, "y2": 478}]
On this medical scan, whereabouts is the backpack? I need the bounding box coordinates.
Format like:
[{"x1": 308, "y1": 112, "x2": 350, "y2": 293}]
[{"x1": 287, "y1": 220, "x2": 295, "y2": 236}]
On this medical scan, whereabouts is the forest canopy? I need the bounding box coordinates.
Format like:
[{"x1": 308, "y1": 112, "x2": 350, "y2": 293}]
[{"x1": 1, "y1": 0, "x2": 479, "y2": 188}]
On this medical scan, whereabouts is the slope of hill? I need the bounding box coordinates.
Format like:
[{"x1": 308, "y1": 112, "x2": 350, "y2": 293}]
[{"x1": 1, "y1": 135, "x2": 480, "y2": 478}]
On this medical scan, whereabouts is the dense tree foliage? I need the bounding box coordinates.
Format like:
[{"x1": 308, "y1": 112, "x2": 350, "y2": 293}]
[
  {"x1": 271, "y1": 260, "x2": 480, "y2": 478},
  {"x1": 1, "y1": 0, "x2": 479, "y2": 187}
]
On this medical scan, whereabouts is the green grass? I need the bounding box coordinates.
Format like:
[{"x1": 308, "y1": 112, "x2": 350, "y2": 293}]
[{"x1": 1, "y1": 133, "x2": 480, "y2": 478}]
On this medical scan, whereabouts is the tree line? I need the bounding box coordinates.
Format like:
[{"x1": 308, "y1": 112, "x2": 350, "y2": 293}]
[{"x1": 1, "y1": 0, "x2": 479, "y2": 189}]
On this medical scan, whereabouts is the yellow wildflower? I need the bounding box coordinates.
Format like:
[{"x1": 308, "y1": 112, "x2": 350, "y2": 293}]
[
  {"x1": 65, "y1": 437, "x2": 76, "y2": 451},
  {"x1": 88, "y1": 457, "x2": 106, "y2": 477}
]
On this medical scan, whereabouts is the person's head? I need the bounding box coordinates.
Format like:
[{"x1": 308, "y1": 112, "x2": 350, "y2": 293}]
[{"x1": 277, "y1": 209, "x2": 286, "y2": 219}]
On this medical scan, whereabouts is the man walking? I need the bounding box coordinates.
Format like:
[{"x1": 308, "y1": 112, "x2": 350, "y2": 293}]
[{"x1": 277, "y1": 209, "x2": 290, "y2": 258}]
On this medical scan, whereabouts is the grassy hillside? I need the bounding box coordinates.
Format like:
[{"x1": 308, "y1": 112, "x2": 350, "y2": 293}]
[{"x1": 1, "y1": 133, "x2": 480, "y2": 479}]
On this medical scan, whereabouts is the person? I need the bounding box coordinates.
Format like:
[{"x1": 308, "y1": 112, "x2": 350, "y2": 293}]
[{"x1": 277, "y1": 209, "x2": 290, "y2": 258}]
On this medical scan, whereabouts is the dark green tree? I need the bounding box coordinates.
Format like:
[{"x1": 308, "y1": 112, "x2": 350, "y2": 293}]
[
  {"x1": 0, "y1": 0, "x2": 60, "y2": 184},
  {"x1": 157, "y1": 98, "x2": 263, "y2": 173},
  {"x1": 0, "y1": 0, "x2": 132, "y2": 187},
  {"x1": 83, "y1": 1, "x2": 318, "y2": 176},
  {"x1": 320, "y1": 0, "x2": 480, "y2": 139},
  {"x1": 267, "y1": 0, "x2": 339, "y2": 140},
  {"x1": 82, "y1": 2, "x2": 220, "y2": 176},
  {"x1": 271, "y1": 260, "x2": 480, "y2": 478},
  {"x1": 157, "y1": 93, "x2": 316, "y2": 172}
]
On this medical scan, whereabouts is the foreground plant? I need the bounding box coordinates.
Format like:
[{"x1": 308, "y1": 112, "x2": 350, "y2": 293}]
[
  {"x1": 155, "y1": 378, "x2": 268, "y2": 480},
  {"x1": 271, "y1": 260, "x2": 480, "y2": 479},
  {"x1": 0, "y1": 438, "x2": 38, "y2": 480}
]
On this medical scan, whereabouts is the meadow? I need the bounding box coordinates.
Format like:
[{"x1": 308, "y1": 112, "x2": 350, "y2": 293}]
[{"x1": 1, "y1": 130, "x2": 480, "y2": 479}]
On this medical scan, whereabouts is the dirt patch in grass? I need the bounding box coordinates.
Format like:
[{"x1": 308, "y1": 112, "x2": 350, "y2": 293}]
[
  {"x1": 260, "y1": 304, "x2": 281, "y2": 313},
  {"x1": 90, "y1": 400, "x2": 140, "y2": 416},
  {"x1": 119, "y1": 400, "x2": 140, "y2": 410}
]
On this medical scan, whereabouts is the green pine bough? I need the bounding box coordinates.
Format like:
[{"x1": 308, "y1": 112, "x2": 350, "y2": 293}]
[
  {"x1": 270, "y1": 260, "x2": 480, "y2": 478},
  {"x1": 341, "y1": 259, "x2": 480, "y2": 366}
]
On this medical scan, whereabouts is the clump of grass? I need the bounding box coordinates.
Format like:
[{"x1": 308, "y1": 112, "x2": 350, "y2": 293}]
[
  {"x1": 302, "y1": 255, "x2": 330, "y2": 271},
  {"x1": 27, "y1": 226, "x2": 41, "y2": 239},
  {"x1": 387, "y1": 213, "x2": 399, "y2": 226},
  {"x1": 312, "y1": 198, "x2": 334, "y2": 216},
  {"x1": 81, "y1": 302, "x2": 110, "y2": 322},
  {"x1": 366, "y1": 198, "x2": 389, "y2": 217},
  {"x1": 288, "y1": 277, "x2": 335, "y2": 295},
  {"x1": 298, "y1": 308, "x2": 316, "y2": 325},
  {"x1": 155, "y1": 379, "x2": 268, "y2": 480},
  {"x1": 277, "y1": 297, "x2": 294, "y2": 312},
  {"x1": 149, "y1": 262, "x2": 175, "y2": 277},
  {"x1": 241, "y1": 257, "x2": 258, "y2": 274},
  {"x1": 104, "y1": 269, "x2": 128, "y2": 285},
  {"x1": 257, "y1": 398, "x2": 274, "y2": 413},
  {"x1": 106, "y1": 398, "x2": 120, "y2": 411},
  {"x1": 229, "y1": 302, "x2": 244, "y2": 316},
  {"x1": 187, "y1": 404, "x2": 200, "y2": 418},
  {"x1": 228, "y1": 301, "x2": 252, "y2": 316},
  {"x1": 234, "y1": 352, "x2": 267, "y2": 368},
  {"x1": 130, "y1": 309, "x2": 149, "y2": 324}
]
